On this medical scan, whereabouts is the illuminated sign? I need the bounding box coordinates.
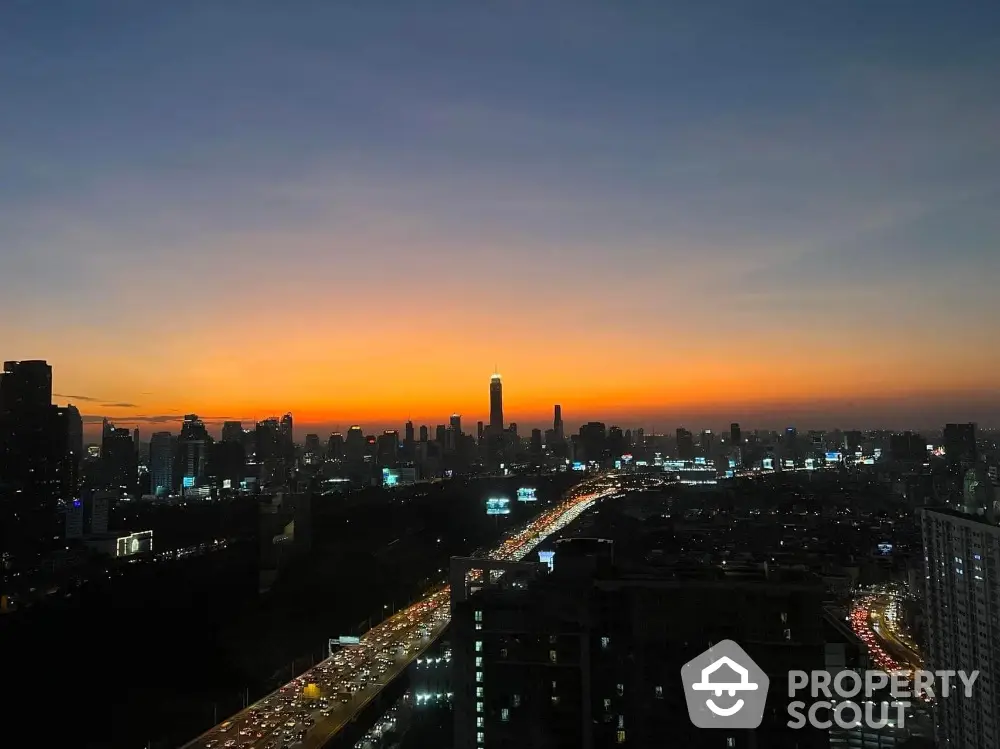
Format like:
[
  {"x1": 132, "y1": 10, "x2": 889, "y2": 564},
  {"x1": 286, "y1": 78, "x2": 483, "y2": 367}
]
[
  {"x1": 763, "y1": 458, "x2": 774, "y2": 470},
  {"x1": 825, "y1": 452, "x2": 842, "y2": 462},
  {"x1": 116, "y1": 530, "x2": 153, "y2": 557},
  {"x1": 784, "y1": 459, "x2": 795, "y2": 468},
  {"x1": 222, "y1": 479, "x2": 232, "y2": 489},
  {"x1": 383, "y1": 468, "x2": 398, "y2": 487},
  {"x1": 805, "y1": 458, "x2": 815, "y2": 470},
  {"x1": 877, "y1": 542, "x2": 893, "y2": 555},
  {"x1": 339, "y1": 635, "x2": 361, "y2": 646},
  {"x1": 538, "y1": 550, "x2": 555, "y2": 570},
  {"x1": 486, "y1": 498, "x2": 510, "y2": 516},
  {"x1": 182, "y1": 476, "x2": 195, "y2": 488},
  {"x1": 571, "y1": 462, "x2": 586, "y2": 471},
  {"x1": 621, "y1": 454, "x2": 633, "y2": 463},
  {"x1": 516, "y1": 487, "x2": 537, "y2": 502},
  {"x1": 694, "y1": 457, "x2": 706, "y2": 465}
]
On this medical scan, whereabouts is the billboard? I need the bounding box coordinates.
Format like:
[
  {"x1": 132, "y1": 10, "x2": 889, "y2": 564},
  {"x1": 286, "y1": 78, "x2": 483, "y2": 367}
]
[
  {"x1": 182, "y1": 476, "x2": 195, "y2": 488},
  {"x1": 571, "y1": 462, "x2": 586, "y2": 471},
  {"x1": 876, "y1": 542, "x2": 893, "y2": 555},
  {"x1": 762, "y1": 458, "x2": 774, "y2": 470},
  {"x1": 516, "y1": 487, "x2": 537, "y2": 502},
  {"x1": 825, "y1": 452, "x2": 842, "y2": 462},
  {"x1": 116, "y1": 530, "x2": 153, "y2": 557},
  {"x1": 486, "y1": 498, "x2": 510, "y2": 516},
  {"x1": 538, "y1": 550, "x2": 555, "y2": 570}
]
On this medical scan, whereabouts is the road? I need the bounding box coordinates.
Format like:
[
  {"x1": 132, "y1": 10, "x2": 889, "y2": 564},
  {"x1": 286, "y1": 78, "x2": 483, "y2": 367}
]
[
  {"x1": 849, "y1": 587, "x2": 927, "y2": 700},
  {"x1": 181, "y1": 475, "x2": 619, "y2": 749}
]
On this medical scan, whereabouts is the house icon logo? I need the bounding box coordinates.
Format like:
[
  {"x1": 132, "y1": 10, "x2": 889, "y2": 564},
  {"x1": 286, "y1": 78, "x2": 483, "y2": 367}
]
[{"x1": 681, "y1": 640, "x2": 770, "y2": 728}]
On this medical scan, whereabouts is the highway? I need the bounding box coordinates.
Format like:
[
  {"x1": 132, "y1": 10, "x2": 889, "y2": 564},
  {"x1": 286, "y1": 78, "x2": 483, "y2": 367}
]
[
  {"x1": 181, "y1": 475, "x2": 619, "y2": 749},
  {"x1": 849, "y1": 586, "x2": 928, "y2": 700}
]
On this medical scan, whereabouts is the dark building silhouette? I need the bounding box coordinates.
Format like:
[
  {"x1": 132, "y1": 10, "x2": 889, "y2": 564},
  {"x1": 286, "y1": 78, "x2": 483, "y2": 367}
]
[
  {"x1": 221, "y1": 420, "x2": 244, "y2": 443},
  {"x1": 376, "y1": 430, "x2": 399, "y2": 467},
  {"x1": 0, "y1": 359, "x2": 52, "y2": 412},
  {"x1": 101, "y1": 419, "x2": 137, "y2": 495},
  {"x1": 553, "y1": 404, "x2": 563, "y2": 441},
  {"x1": 149, "y1": 431, "x2": 174, "y2": 497},
  {"x1": 178, "y1": 414, "x2": 210, "y2": 488},
  {"x1": 888, "y1": 431, "x2": 927, "y2": 462},
  {"x1": 730, "y1": 422, "x2": 741, "y2": 446},
  {"x1": 327, "y1": 431, "x2": 344, "y2": 460},
  {"x1": 530, "y1": 428, "x2": 543, "y2": 455},
  {"x1": 676, "y1": 428, "x2": 695, "y2": 461},
  {"x1": 579, "y1": 422, "x2": 607, "y2": 464},
  {"x1": 490, "y1": 373, "x2": 504, "y2": 430},
  {"x1": 451, "y1": 541, "x2": 827, "y2": 749},
  {"x1": 420, "y1": 425, "x2": 430, "y2": 443},
  {"x1": 404, "y1": 420, "x2": 415, "y2": 445},
  {"x1": 943, "y1": 422, "x2": 977, "y2": 475}
]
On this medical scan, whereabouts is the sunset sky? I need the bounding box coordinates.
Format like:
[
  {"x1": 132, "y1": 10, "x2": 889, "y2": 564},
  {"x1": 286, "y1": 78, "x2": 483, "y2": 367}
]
[{"x1": 2, "y1": 2, "x2": 998, "y2": 437}]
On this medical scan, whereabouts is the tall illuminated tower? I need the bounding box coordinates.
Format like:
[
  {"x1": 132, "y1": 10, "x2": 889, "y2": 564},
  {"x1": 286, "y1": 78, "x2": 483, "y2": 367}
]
[{"x1": 489, "y1": 373, "x2": 503, "y2": 430}]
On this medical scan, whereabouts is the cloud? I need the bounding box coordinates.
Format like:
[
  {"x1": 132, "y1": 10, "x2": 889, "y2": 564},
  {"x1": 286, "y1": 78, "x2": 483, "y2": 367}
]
[
  {"x1": 55, "y1": 393, "x2": 101, "y2": 402},
  {"x1": 104, "y1": 402, "x2": 138, "y2": 408},
  {"x1": 82, "y1": 414, "x2": 246, "y2": 426}
]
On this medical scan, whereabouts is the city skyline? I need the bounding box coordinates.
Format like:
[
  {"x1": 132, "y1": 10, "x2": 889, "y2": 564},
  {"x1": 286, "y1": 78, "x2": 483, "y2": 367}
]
[{"x1": 3, "y1": 3, "x2": 999, "y2": 434}]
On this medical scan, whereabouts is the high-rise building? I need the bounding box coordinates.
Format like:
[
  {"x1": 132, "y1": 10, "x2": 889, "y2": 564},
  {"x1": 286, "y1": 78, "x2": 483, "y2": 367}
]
[
  {"x1": 376, "y1": 431, "x2": 399, "y2": 467},
  {"x1": 178, "y1": 414, "x2": 209, "y2": 488},
  {"x1": 451, "y1": 541, "x2": 827, "y2": 749},
  {"x1": 943, "y1": 422, "x2": 977, "y2": 475},
  {"x1": 221, "y1": 420, "x2": 244, "y2": 443},
  {"x1": 419, "y1": 425, "x2": 429, "y2": 443},
  {"x1": 101, "y1": 419, "x2": 137, "y2": 494},
  {"x1": 676, "y1": 428, "x2": 695, "y2": 460},
  {"x1": 344, "y1": 425, "x2": 365, "y2": 462},
  {"x1": 279, "y1": 412, "x2": 295, "y2": 464},
  {"x1": 553, "y1": 404, "x2": 563, "y2": 441},
  {"x1": 304, "y1": 433, "x2": 321, "y2": 456},
  {"x1": 477, "y1": 421, "x2": 484, "y2": 444},
  {"x1": 450, "y1": 413, "x2": 462, "y2": 436},
  {"x1": 730, "y1": 422, "x2": 741, "y2": 446},
  {"x1": 489, "y1": 373, "x2": 503, "y2": 430},
  {"x1": 530, "y1": 428, "x2": 542, "y2": 455},
  {"x1": 149, "y1": 431, "x2": 174, "y2": 497},
  {"x1": 701, "y1": 429, "x2": 713, "y2": 457},
  {"x1": 327, "y1": 432, "x2": 344, "y2": 460},
  {"x1": 0, "y1": 359, "x2": 52, "y2": 412},
  {"x1": 920, "y1": 507, "x2": 1000, "y2": 747},
  {"x1": 404, "y1": 421, "x2": 415, "y2": 445},
  {"x1": 435, "y1": 424, "x2": 447, "y2": 445}
]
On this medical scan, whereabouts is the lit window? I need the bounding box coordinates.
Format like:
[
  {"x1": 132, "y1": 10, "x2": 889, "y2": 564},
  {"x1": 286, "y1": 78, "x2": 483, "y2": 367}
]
[
  {"x1": 476, "y1": 687, "x2": 483, "y2": 698},
  {"x1": 501, "y1": 708, "x2": 509, "y2": 722},
  {"x1": 475, "y1": 641, "x2": 483, "y2": 652},
  {"x1": 477, "y1": 717, "x2": 484, "y2": 728},
  {"x1": 549, "y1": 634, "x2": 557, "y2": 644},
  {"x1": 512, "y1": 694, "x2": 521, "y2": 707},
  {"x1": 551, "y1": 680, "x2": 557, "y2": 690},
  {"x1": 500, "y1": 648, "x2": 507, "y2": 658},
  {"x1": 601, "y1": 636, "x2": 610, "y2": 649},
  {"x1": 477, "y1": 731, "x2": 484, "y2": 744},
  {"x1": 476, "y1": 701, "x2": 484, "y2": 713},
  {"x1": 475, "y1": 623, "x2": 482, "y2": 630},
  {"x1": 654, "y1": 686, "x2": 663, "y2": 699},
  {"x1": 616, "y1": 683, "x2": 624, "y2": 696},
  {"x1": 475, "y1": 611, "x2": 483, "y2": 622},
  {"x1": 476, "y1": 671, "x2": 483, "y2": 683},
  {"x1": 617, "y1": 730, "x2": 626, "y2": 743},
  {"x1": 603, "y1": 698, "x2": 611, "y2": 710},
  {"x1": 780, "y1": 611, "x2": 787, "y2": 624},
  {"x1": 727, "y1": 738, "x2": 735, "y2": 748},
  {"x1": 551, "y1": 695, "x2": 560, "y2": 706},
  {"x1": 549, "y1": 649, "x2": 557, "y2": 663},
  {"x1": 476, "y1": 657, "x2": 483, "y2": 667},
  {"x1": 783, "y1": 628, "x2": 791, "y2": 641},
  {"x1": 618, "y1": 715, "x2": 624, "y2": 729}
]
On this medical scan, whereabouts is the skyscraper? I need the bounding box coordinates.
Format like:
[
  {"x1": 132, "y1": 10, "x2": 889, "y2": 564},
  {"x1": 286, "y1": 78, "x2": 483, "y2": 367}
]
[
  {"x1": 0, "y1": 359, "x2": 52, "y2": 412},
  {"x1": 730, "y1": 422, "x2": 741, "y2": 445},
  {"x1": 676, "y1": 428, "x2": 695, "y2": 460},
  {"x1": 943, "y1": 422, "x2": 977, "y2": 475},
  {"x1": 149, "y1": 431, "x2": 174, "y2": 497},
  {"x1": 553, "y1": 404, "x2": 563, "y2": 441},
  {"x1": 920, "y1": 507, "x2": 1000, "y2": 747},
  {"x1": 489, "y1": 373, "x2": 503, "y2": 430},
  {"x1": 451, "y1": 413, "x2": 462, "y2": 436}
]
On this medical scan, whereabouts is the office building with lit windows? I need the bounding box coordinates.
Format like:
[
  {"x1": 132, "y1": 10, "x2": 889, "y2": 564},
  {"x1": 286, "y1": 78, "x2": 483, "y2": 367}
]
[{"x1": 451, "y1": 539, "x2": 827, "y2": 749}]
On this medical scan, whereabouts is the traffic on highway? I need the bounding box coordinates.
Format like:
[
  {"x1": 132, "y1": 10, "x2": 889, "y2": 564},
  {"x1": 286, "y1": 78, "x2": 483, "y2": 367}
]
[{"x1": 183, "y1": 475, "x2": 619, "y2": 749}]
